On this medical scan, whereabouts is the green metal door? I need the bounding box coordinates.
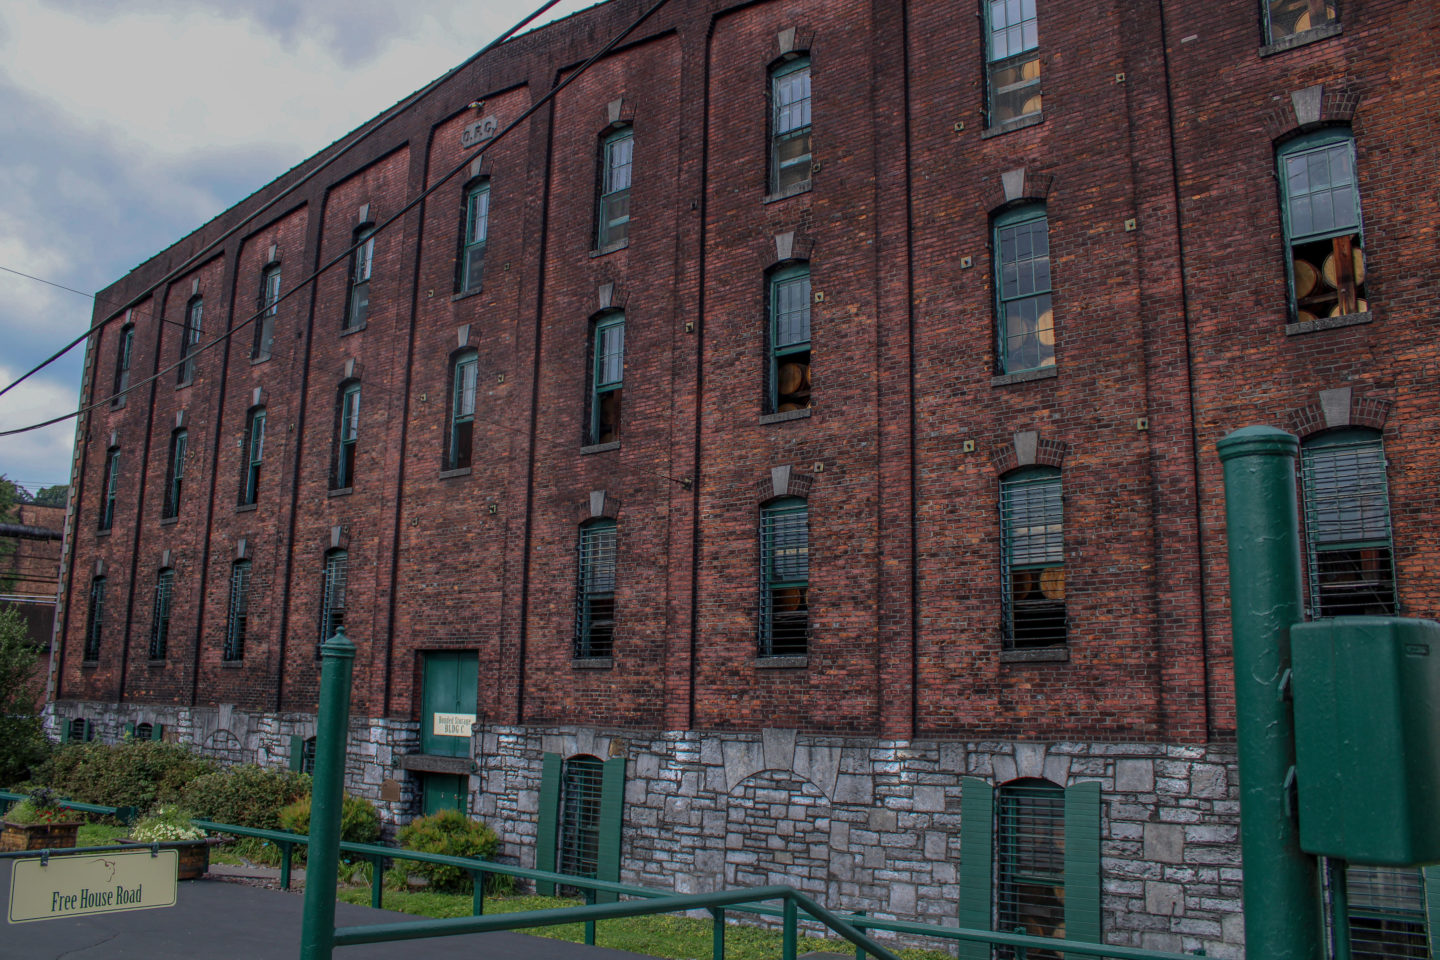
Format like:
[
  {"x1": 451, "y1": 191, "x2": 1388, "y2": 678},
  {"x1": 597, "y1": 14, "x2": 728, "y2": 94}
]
[
  {"x1": 421, "y1": 773, "x2": 466, "y2": 816},
  {"x1": 421, "y1": 651, "x2": 478, "y2": 757}
]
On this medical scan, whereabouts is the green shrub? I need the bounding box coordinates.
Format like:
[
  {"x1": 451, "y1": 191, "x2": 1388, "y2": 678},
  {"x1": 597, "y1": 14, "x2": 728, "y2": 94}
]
[
  {"x1": 276, "y1": 792, "x2": 381, "y2": 865},
  {"x1": 0, "y1": 607, "x2": 50, "y2": 788},
  {"x1": 37, "y1": 739, "x2": 216, "y2": 813},
  {"x1": 396, "y1": 808, "x2": 510, "y2": 894},
  {"x1": 181, "y1": 764, "x2": 310, "y2": 831}
]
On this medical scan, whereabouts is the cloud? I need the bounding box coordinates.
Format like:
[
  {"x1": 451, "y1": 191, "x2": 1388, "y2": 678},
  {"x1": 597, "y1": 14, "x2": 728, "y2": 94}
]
[{"x1": 0, "y1": 367, "x2": 80, "y2": 490}]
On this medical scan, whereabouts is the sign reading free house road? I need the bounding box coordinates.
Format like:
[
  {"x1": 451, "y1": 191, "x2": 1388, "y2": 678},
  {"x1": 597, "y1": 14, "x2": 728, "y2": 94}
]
[{"x1": 8, "y1": 849, "x2": 178, "y2": 923}]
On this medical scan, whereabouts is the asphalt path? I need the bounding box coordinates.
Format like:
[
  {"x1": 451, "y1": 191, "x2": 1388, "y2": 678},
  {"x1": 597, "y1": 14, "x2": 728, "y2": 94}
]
[{"x1": 1, "y1": 859, "x2": 653, "y2": 960}]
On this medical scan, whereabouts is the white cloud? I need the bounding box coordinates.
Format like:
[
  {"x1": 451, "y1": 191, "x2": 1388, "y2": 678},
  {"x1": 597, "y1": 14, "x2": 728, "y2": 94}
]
[{"x1": 0, "y1": 367, "x2": 80, "y2": 490}]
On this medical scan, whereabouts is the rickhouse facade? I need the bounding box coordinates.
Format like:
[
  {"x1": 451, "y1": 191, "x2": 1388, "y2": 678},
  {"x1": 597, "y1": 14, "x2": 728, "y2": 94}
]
[{"x1": 52, "y1": 0, "x2": 1440, "y2": 955}]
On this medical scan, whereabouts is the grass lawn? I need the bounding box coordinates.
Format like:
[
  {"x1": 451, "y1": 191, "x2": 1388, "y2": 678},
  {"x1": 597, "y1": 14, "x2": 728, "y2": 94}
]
[
  {"x1": 335, "y1": 888, "x2": 954, "y2": 960},
  {"x1": 77, "y1": 821, "x2": 129, "y2": 846}
]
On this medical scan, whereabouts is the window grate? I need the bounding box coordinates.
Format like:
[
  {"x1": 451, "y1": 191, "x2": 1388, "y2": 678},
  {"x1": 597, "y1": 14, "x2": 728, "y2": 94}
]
[
  {"x1": 84, "y1": 576, "x2": 105, "y2": 661},
  {"x1": 149, "y1": 568, "x2": 174, "y2": 660},
  {"x1": 317, "y1": 550, "x2": 348, "y2": 656},
  {"x1": 557, "y1": 755, "x2": 604, "y2": 885},
  {"x1": 1301, "y1": 436, "x2": 1395, "y2": 618},
  {"x1": 224, "y1": 560, "x2": 251, "y2": 661},
  {"x1": 760, "y1": 500, "x2": 810, "y2": 657},
  {"x1": 996, "y1": 780, "x2": 1065, "y2": 960},
  {"x1": 1345, "y1": 865, "x2": 1429, "y2": 960},
  {"x1": 1000, "y1": 471, "x2": 1065, "y2": 649},
  {"x1": 575, "y1": 522, "x2": 617, "y2": 659}
]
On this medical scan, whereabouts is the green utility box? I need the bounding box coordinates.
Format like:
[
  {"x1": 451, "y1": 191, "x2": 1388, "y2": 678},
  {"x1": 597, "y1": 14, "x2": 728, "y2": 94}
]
[{"x1": 1291, "y1": 617, "x2": 1440, "y2": 866}]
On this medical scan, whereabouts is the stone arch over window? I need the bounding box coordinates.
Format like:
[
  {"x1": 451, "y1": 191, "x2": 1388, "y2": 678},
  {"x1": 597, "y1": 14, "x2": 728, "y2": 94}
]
[
  {"x1": 725, "y1": 770, "x2": 831, "y2": 899},
  {"x1": 753, "y1": 464, "x2": 814, "y2": 505},
  {"x1": 990, "y1": 166, "x2": 1054, "y2": 216},
  {"x1": 1260, "y1": 82, "x2": 1361, "y2": 144},
  {"x1": 989, "y1": 430, "x2": 1067, "y2": 476},
  {"x1": 1284, "y1": 387, "x2": 1391, "y2": 440}
]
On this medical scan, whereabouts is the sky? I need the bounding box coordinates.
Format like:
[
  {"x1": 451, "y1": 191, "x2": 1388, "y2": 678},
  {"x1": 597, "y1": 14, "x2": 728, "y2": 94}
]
[{"x1": 0, "y1": 0, "x2": 602, "y2": 497}]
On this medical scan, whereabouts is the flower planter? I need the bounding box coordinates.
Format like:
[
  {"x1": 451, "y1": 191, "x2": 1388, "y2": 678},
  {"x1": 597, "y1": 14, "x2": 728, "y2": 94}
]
[
  {"x1": 118, "y1": 837, "x2": 221, "y2": 880},
  {"x1": 0, "y1": 819, "x2": 81, "y2": 852}
]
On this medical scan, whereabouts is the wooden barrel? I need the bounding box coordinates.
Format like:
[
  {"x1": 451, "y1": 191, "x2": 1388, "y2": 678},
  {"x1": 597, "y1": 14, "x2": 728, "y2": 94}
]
[
  {"x1": 1329, "y1": 298, "x2": 1367, "y2": 317},
  {"x1": 1037, "y1": 309, "x2": 1055, "y2": 346},
  {"x1": 1321, "y1": 247, "x2": 1365, "y2": 288},
  {"x1": 778, "y1": 362, "x2": 807, "y2": 396},
  {"x1": 1012, "y1": 569, "x2": 1038, "y2": 597},
  {"x1": 1040, "y1": 566, "x2": 1065, "y2": 601},
  {"x1": 1292, "y1": 259, "x2": 1319, "y2": 298},
  {"x1": 1297, "y1": 309, "x2": 1319, "y2": 325},
  {"x1": 1021, "y1": 58, "x2": 1041, "y2": 82},
  {"x1": 1022, "y1": 94, "x2": 1043, "y2": 116}
]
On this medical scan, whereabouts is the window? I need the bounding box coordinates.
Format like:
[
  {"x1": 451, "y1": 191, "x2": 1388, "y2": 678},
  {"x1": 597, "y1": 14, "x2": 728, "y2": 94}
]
[
  {"x1": 1266, "y1": 0, "x2": 1338, "y2": 43},
  {"x1": 767, "y1": 264, "x2": 811, "y2": 413},
  {"x1": 575, "y1": 521, "x2": 617, "y2": 659},
  {"x1": 1345, "y1": 865, "x2": 1430, "y2": 960},
  {"x1": 240, "y1": 408, "x2": 266, "y2": 506},
  {"x1": 1279, "y1": 131, "x2": 1365, "y2": 322},
  {"x1": 995, "y1": 779, "x2": 1066, "y2": 959},
  {"x1": 588, "y1": 313, "x2": 624, "y2": 445},
  {"x1": 557, "y1": 755, "x2": 604, "y2": 883},
  {"x1": 770, "y1": 57, "x2": 812, "y2": 194},
  {"x1": 254, "y1": 264, "x2": 281, "y2": 359},
  {"x1": 67, "y1": 717, "x2": 93, "y2": 742},
  {"x1": 148, "y1": 568, "x2": 174, "y2": 660},
  {"x1": 224, "y1": 559, "x2": 251, "y2": 661},
  {"x1": 346, "y1": 225, "x2": 375, "y2": 329},
  {"x1": 760, "y1": 498, "x2": 809, "y2": 657},
  {"x1": 135, "y1": 722, "x2": 153, "y2": 740},
  {"x1": 113, "y1": 323, "x2": 134, "y2": 401},
  {"x1": 1300, "y1": 430, "x2": 1395, "y2": 618},
  {"x1": 448, "y1": 352, "x2": 478, "y2": 470},
  {"x1": 163, "y1": 429, "x2": 187, "y2": 519},
  {"x1": 596, "y1": 127, "x2": 633, "y2": 249},
  {"x1": 318, "y1": 549, "x2": 348, "y2": 654},
  {"x1": 99, "y1": 447, "x2": 120, "y2": 531},
  {"x1": 333, "y1": 382, "x2": 360, "y2": 489},
  {"x1": 985, "y1": 0, "x2": 1042, "y2": 127},
  {"x1": 302, "y1": 736, "x2": 317, "y2": 775},
  {"x1": 458, "y1": 182, "x2": 489, "y2": 294},
  {"x1": 1001, "y1": 468, "x2": 1065, "y2": 649},
  {"x1": 84, "y1": 575, "x2": 105, "y2": 661},
  {"x1": 994, "y1": 205, "x2": 1054, "y2": 373},
  {"x1": 179, "y1": 296, "x2": 202, "y2": 384}
]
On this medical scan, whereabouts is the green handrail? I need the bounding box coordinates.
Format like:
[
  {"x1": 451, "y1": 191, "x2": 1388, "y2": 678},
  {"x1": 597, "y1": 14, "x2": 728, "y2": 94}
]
[{"x1": 0, "y1": 789, "x2": 137, "y2": 824}]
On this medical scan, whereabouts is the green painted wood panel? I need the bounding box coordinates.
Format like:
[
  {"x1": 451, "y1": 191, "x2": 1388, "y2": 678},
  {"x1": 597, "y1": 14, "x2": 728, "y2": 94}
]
[
  {"x1": 596, "y1": 756, "x2": 626, "y2": 903},
  {"x1": 421, "y1": 773, "x2": 465, "y2": 816},
  {"x1": 535, "y1": 752, "x2": 562, "y2": 896},
  {"x1": 1425, "y1": 866, "x2": 1440, "y2": 958},
  {"x1": 150, "y1": 723, "x2": 165, "y2": 741},
  {"x1": 958, "y1": 777, "x2": 994, "y2": 960},
  {"x1": 1063, "y1": 781, "x2": 1102, "y2": 958},
  {"x1": 421, "y1": 651, "x2": 478, "y2": 757},
  {"x1": 289, "y1": 734, "x2": 305, "y2": 772}
]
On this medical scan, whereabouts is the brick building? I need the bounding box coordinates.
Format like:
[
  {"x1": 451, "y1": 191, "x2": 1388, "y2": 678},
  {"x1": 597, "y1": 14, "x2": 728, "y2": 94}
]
[{"x1": 51, "y1": 0, "x2": 1440, "y2": 955}]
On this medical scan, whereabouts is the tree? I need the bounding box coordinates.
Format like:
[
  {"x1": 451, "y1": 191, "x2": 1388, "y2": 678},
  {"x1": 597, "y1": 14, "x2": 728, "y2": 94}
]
[
  {"x1": 31, "y1": 485, "x2": 68, "y2": 508},
  {"x1": 0, "y1": 477, "x2": 17, "y2": 593},
  {"x1": 0, "y1": 606, "x2": 50, "y2": 786}
]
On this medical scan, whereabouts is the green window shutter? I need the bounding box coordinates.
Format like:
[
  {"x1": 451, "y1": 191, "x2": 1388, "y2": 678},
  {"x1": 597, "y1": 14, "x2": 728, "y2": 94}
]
[
  {"x1": 1063, "y1": 781, "x2": 1102, "y2": 957},
  {"x1": 289, "y1": 735, "x2": 305, "y2": 773},
  {"x1": 596, "y1": 756, "x2": 627, "y2": 903},
  {"x1": 535, "y1": 752, "x2": 562, "y2": 896},
  {"x1": 958, "y1": 777, "x2": 994, "y2": 960},
  {"x1": 151, "y1": 723, "x2": 165, "y2": 741},
  {"x1": 83, "y1": 720, "x2": 94, "y2": 742},
  {"x1": 60, "y1": 721, "x2": 71, "y2": 743},
  {"x1": 1425, "y1": 866, "x2": 1440, "y2": 958},
  {"x1": 124, "y1": 722, "x2": 135, "y2": 739}
]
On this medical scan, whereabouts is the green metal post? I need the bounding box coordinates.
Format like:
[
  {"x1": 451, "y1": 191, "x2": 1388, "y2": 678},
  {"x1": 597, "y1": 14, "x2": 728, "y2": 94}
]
[
  {"x1": 1328, "y1": 860, "x2": 1352, "y2": 960},
  {"x1": 299, "y1": 626, "x2": 356, "y2": 960},
  {"x1": 854, "y1": 909, "x2": 866, "y2": 960},
  {"x1": 585, "y1": 889, "x2": 597, "y2": 945},
  {"x1": 472, "y1": 870, "x2": 485, "y2": 916},
  {"x1": 370, "y1": 854, "x2": 384, "y2": 909},
  {"x1": 710, "y1": 907, "x2": 725, "y2": 960},
  {"x1": 783, "y1": 895, "x2": 798, "y2": 960},
  {"x1": 1217, "y1": 426, "x2": 1323, "y2": 960},
  {"x1": 281, "y1": 841, "x2": 293, "y2": 890}
]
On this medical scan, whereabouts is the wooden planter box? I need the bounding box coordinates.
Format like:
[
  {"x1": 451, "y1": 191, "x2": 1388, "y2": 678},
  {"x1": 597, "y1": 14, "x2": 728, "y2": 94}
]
[
  {"x1": 119, "y1": 837, "x2": 218, "y2": 880},
  {"x1": 0, "y1": 819, "x2": 81, "y2": 852}
]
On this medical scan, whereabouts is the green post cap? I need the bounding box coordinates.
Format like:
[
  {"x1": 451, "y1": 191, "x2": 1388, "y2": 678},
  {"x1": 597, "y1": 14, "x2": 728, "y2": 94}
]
[
  {"x1": 1217, "y1": 425, "x2": 1298, "y2": 462},
  {"x1": 320, "y1": 624, "x2": 355, "y2": 658}
]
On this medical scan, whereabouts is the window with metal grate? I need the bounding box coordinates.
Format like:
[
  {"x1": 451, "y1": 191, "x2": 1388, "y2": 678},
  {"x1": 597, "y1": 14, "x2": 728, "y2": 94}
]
[
  {"x1": 224, "y1": 560, "x2": 251, "y2": 661},
  {"x1": 575, "y1": 521, "x2": 617, "y2": 658},
  {"x1": 760, "y1": 498, "x2": 809, "y2": 657},
  {"x1": 1000, "y1": 469, "x2": 1065, "y2": 649},
  {"x1": 557, "y1": 755, "x2": 604, "y2": 885},
  {"x1": 148, "y1": 568, "x2": 174, "y2": 660},
  {"x1": 1301, "y1": 431, "x2": 1395, "y2": 618},
  {"x1": 84, "y1": 576, "x2": 105, "y2": 661},
  {"x1": 317, "y1": 549, "x2": 348, "y2": 657},
  {"x1": 1345, "y1": 865, "x2": 1430, "y2": 960},
  {"x1": 995, "y1": 779, "x2": 1066, "y2": 960}
]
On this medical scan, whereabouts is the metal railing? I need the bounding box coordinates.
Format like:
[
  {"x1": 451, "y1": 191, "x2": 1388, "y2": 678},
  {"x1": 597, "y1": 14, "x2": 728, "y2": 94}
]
[{"x1": 0, "y1": 789, "x2": 137, "y2": 824}]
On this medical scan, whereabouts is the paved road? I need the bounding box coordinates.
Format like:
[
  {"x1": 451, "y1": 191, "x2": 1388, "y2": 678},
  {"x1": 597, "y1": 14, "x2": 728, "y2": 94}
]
[{"x1": 2, "y1": 860, "x2": 653, "y2": 960}]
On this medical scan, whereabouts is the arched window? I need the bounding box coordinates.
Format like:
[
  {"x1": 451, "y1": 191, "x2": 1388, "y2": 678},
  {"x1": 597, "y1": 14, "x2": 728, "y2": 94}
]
[
  {"x1": 1300, "y1": 429, "x2": 1394, "y2": 617},
  {"x1": 558, "y1": 755, "x2": 604, "y2": 883},
  {"x1": 995, "y1": 778, "x2": 1066, "y2": 957},
  {"x1": 135, "y1": 722, "x2": 154, "y2": 740},
  {"x1": 163, "y1": 429, "x2": 187, "y2": 519},
  {"x1": 318, "y1": 549, "x2": 348, "y2": 654},
  {"x1": 148, "y1": 567, "x2": 175, "y2": 660},
  {"x1": 575, "y1": 520, "x2": 617, "y2": 659},
  {"x1": 766, "y1": 263, "x2": 811, "y2": 413},
  {"x1": 587, "y1": 312, "x2": 624, "y2": 446},
  {"x1": 84, "y1": 575, "x2": 105, "y2": 661},
  {"x1": 993, "y1": 203, "x2": 1053, "y2": 374},
  {"x1": 448, "y1": 351, "x2": 478, "y2": 470},
  {"x1": 1000, "y1": 467, "x2": 1065, "y2": 648},
  {"x1": 769, "y1": 55, "x2": 812, "y2": 195},
  {"x1": 345, "y1": 224, "x2": 376, "y2": 329},
  {"x1": 332, "y1": 381, "x2": 360, "y2": 489},
  {"x1": 240, "y1": 407, "x2": 267, "y2": 505},
  {"x1": 1278, "y1": 130, "x2": 1366, "y2": 323},
  {"x1": 596, "y1": 126, "x2": 633, "y2": 249},
  {"x1": 760, "y1": 497, "x2": 809, "y2": 657},
  {"x1": 458, "y1": 181, "x2": 489, "y2": 294},
  {"x1": 224, "y1": 559, "x2": 251, "y2": 662},
  {"x1": 99, "y1": 446, "x2": 120, "y2": 531},
  {"x1": 68, "y1": 717, "x2": 93, "y2": 742},
  {"x1": 112, "y1": 322, "x2": 134, "y2": 403},
  {"x1": 179, "y1": 296, "x2": 203, "y2": 384},
  {"x1": 985, "y1": 0, "x2": 1042, "y2": 128},
  {"x1": 254, "y1": 263, "x2": 281, "y2": 360}
]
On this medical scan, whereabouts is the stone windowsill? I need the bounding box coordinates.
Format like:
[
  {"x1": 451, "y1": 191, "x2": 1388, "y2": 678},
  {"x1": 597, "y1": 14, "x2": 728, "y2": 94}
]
[
  {"x1": 111, "y1": 397, "x2": 126, "y2": 409},
  {"x1": 759, "y1": 407, "x2": 812, "y2": 425},
  {"x1": 590, "y1": 239, "x2": 629, "y2": 258},
  {"x1": 160, "y1": 516, "x2": 178, "y2": 526},
  {"x1": 147, "y1": 659, "x2": 167, "y2": 669},
  {"x1": 1000, "y1": 646, "x2": 1070, "y2": 664},
  {"x1": 572, "y1": 657, "x2": 614, "y2": 670},
  {"x1": 96, "y1": 527, "x2": 112, "y2": 537},
  {"x1": 1260, "y1": 22, "x2": 1342, "y2": 57},
  {"x1": 992, "y1": 364, "x2": 1058, "y2": 387},
  {"x1": 451, "y1": 287, "x2": 484, "y2": 303},
  {"x1": 80, "y1": 659, "x2": 99, "y2": 669},
  {"x1": 176, "y1": 379, "x2": 194, "y2": 390},
  {"x1": 580, "y1": 440, "x2": 621, "y2": 455},
  {"x1": 235, "y1": 502, "x2": 257, "y2": 513},
  {"x1": 438, "y1": 467, "x2": 472, "y2": 480},
  {"x1": 221, "y1": 660, "x2": 245, "y2": 669},
  {"x1": 755, "y1": 655, "x2": 808, "y2": 669},
  {"x1": 981, "y1": 112, "x2": 1044, "y2": 140},
  {"x1": 1285, "y1": 309, "x2": 1371, "y2": 337},
  {"x1": 339, "y1": 322, "x2": 367, "y2": 337},
  {"x1": 764, "y1": 180, "x2": 811, "y2": 205},
  {"x1": 328, "y1": 487, "x2": 354, "y2": 498},
  {"x1": 250, "y1": 354, "x2": 271, "y2": 366}
]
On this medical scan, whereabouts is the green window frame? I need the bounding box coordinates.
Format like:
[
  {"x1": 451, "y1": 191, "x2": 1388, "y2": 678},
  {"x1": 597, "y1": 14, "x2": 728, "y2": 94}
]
[
  {"x1": 448, "y1": 351, "x2": 478, "y2": 469},
  {"x1": 1265, "y1": 0, "x2": 1338, "y2": 43},
  {"x1": 346, "y1": 225, "x2": 375, "y2": 329},
  {"x1": 588, "y1": 312, "x2": 624, "y2": 446},
  {"x1": 769, "y1": 56, "x2": 812, "y2": 194},
  {"x1": 179, "y1": 296, "x2": 202, "y2": 384},
  {"x1": 995, "y1": 779, "x2": 1065, "y2": 957},
  {"x1": 1000, "y1": 468, "x2": 1065, "y2": 649},
  {"x1": 318, "y1": 549, "x2": 348, "y2": 656},
  {"x1": 557, "y1": 754, "x2": 605, "y2": 885},
  {"x1": 985, "y1": 0, "x2": 1042, "y2": 128},
  {"x1": 994, "y1": 205, "x2": 1054, "y2": 374},
  {"x1": 334, "y1": 381, "x2": 360, "y2": 489},
  {"x1": 254, "y1": 264, "x2": 281, "y2": 360},
  {"x1": 760, "y1": 497, "x2": 809, "y2": 657},
  {"x1": 163, "y1": 428, "x2": 187, "y2": 519},
  {"x1": 767, "y1": 264, "x2": 812, "y2": 413},
  {"x1": 148, "y1": 568, "x2": 174, "y2": 660},
  {"x1": 99, "y1": 446, "x2": 120, "y2": 531},
  {"x1": 224, "y1": 559, "x2": 251, "y2": 662},
  {"x1": 536, "y1": 753, "x2": 626, "y2": 900},
  {"x1": 241, "y1": 407, "x2": 266, "y2": 506},
  {"x1": 596, "y1": 127, "x2": 633, "y2": 249},
  {"x1": 1344, "y1": 864, "x2": 1431, "y2": 960},
  {"x1": 1279, "y1": 130, "x2": 1365, "y2": 322},
  {"x1": 113, "y1": 322, "x2": 134, "y2": 400},
  {"x1": 459, "y1": 182, "x2": 489, "y2": 294},
  {"x1": 1300, "y1": 429, "x2": 1396, "y2": 618},
  {"x1": 84, "y1": 575, "x2": 105, "y2": 661},
  {"x1": 575, "y1": 520, "x2": 617, "y2": 659}
]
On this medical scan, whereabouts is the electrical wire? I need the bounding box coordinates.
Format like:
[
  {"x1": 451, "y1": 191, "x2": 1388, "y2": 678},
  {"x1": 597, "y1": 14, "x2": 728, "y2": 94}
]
[{"x1": 0, "y1": 0, "x2": 571, "y2": 405}]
